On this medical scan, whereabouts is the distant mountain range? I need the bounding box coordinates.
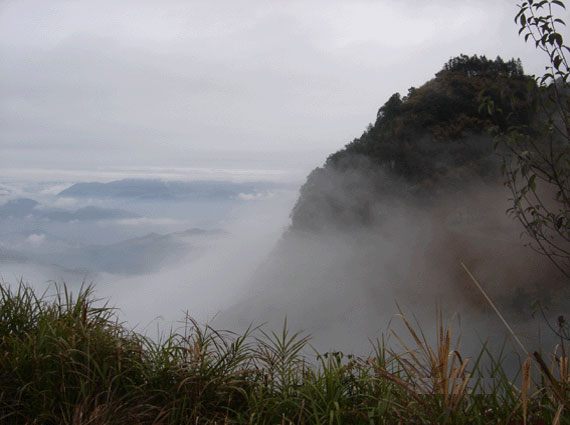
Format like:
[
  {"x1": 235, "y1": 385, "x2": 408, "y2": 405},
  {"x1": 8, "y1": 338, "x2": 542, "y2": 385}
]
[
  {"x1": 58, "y1": 179, "x2": 286, "y2": 200},
  {"x1": 45, "y1": 206, "x2": 139, "y2": 222},
  {"x1": 0, "y1": 198, "x2": 140, "y2": 222}
]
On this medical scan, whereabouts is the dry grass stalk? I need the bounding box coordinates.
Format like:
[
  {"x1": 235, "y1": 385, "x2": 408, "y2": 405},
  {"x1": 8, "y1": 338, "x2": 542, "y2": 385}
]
[
  {"x1": 389, "y1": 305, "x2": 471, "y2": 412},
  {"x1": 368, "y1": 361, "x2": 421, "y2": 403},
  {"x1": 553, "y1": 343, "x2": 569, "y2": 388},
  {"x1": 460, "y1": 262, "x2": 528, "y2": 356},
  {"x1": 462, "y1": 262, "x2": 570, "y2": 416},
  {"x1": 553, "y1": 403, "x2": 564, "y2": 425},
  {"x1": 541, "y1": 342, "x2": 570, "y2": 413},
  {"x1": 552, "y1": 404, "x2": 564, "y2": 425},
  {"x1": 522, "y1": 356, "x2": 532, "y2": 425}
]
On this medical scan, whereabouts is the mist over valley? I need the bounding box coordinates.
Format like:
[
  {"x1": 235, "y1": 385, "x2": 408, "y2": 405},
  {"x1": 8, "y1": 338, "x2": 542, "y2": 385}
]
[
  {"x1": 3, "y1": 56, "x2": 568, "y2": 358},
  {"x1": 0, "y1": 176, "x2": 299, "y2": 326},
  {"x1": 4, "y1": 2, "x2": 570, "y2": 421}
]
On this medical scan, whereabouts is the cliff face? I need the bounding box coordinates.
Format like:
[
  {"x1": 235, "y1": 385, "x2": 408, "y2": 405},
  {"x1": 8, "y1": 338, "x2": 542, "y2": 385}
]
[{"x1": 217, "y1": 56, "x2": 567, "y2": 352}]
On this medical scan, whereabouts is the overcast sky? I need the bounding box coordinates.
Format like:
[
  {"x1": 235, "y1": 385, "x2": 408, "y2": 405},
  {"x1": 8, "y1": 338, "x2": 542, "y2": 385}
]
[{"x1": 0, "y1": 0, "x2": 553, "y2": 180}]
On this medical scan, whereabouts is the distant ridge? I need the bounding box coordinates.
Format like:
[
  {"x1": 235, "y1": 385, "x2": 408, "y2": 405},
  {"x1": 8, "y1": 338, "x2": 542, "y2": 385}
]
[
  {"x1": 58, "y1": 179, "x2": 286, "y2": 200},
  {"x1": 0, "y1": 198, "x2": 139, "y2": 222}
]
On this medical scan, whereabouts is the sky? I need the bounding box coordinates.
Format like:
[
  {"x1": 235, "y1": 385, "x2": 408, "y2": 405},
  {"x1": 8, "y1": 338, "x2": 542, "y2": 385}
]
[{"x1": 0, "y1": 0, "x2": 553, "y2": 181}]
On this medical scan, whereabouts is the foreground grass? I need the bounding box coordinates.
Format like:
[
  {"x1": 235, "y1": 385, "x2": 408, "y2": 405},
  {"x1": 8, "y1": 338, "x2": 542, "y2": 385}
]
[{"x1": 0, "y1": 282, "x2": 568, "y2": 424}]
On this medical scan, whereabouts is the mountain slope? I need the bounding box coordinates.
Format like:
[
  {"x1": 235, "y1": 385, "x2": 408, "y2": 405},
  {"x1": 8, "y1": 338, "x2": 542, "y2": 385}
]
[
  {"x1": 291, "y1": 55, "x2": 536, "y2": 233},
  {"x1": 216, "y1": 55, "x2": 565, "y2": 350}
]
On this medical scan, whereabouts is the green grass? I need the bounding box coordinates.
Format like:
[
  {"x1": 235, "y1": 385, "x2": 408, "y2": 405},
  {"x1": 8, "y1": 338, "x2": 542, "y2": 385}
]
[{"x1": 0, "y1": 281, "x2": 568, "y2": 424}]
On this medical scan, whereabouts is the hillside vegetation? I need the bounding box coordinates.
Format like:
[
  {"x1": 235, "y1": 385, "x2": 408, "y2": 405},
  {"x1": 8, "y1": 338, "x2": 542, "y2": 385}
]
[
  {"x1": 202, "y1": 54, "x2": 570, "y2": 363},
  {"x1": 291, "y1": 55, "x2": 538, "y2": 232}
]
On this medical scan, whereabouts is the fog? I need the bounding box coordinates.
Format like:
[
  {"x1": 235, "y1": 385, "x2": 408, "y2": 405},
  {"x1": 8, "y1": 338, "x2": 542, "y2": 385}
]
[
  {"x1": 3, "y1": 2, "x2": 570, "y2": 383},
  {"x1": 211, "y1": 160, "x2": 569, "y2": 360},
  {"x1": 95, "y1": 190, "x2": 298, "y2": 331},
  {"x1": 0, "y1": 175, "x2": 300, "y2": 333},
  {"x1": 2, "y1": 161, "x2": 569, "y2": 375}
]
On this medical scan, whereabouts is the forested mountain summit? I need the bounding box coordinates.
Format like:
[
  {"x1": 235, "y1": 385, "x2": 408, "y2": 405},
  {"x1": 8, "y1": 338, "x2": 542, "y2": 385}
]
[{"x1": 290, "y1": 55, "x2": 538, "y2": 232}]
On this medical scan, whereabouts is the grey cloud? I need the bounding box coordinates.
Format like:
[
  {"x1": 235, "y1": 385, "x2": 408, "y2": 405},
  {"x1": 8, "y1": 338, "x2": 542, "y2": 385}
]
[{"x1": 0, "y1": 0, "x2": 548, "y2": 171}]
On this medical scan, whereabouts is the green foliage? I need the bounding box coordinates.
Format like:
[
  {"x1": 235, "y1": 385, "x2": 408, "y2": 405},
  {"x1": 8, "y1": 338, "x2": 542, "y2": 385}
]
[
  {"x1": 327, "y1": 54, "x2": 536, "y2": 181},
  {"x1": 496, "y1": 0, "x2": 570, "y2": 277},
  {"x1": 1, "y1": 281, "x2": 570, "y2": 424},
  {"x1": 291, "y1": 55, "x2": 537, "y2": 232},
  {"x1": 442, "y1": 54, "x2": 525, "y2": 77},
  {"x1": 0, "y1": 282, "x2": 149, "y2": 424}
]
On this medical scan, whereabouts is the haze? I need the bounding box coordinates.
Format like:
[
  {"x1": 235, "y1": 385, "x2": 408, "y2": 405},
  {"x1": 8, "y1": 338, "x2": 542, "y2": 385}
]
[
  {"x1": 1, "y1": 0, "x2": 546, "y2": 174},
  {"x1": 1, "y1": 1, "x2": 563, "y2": 357}
]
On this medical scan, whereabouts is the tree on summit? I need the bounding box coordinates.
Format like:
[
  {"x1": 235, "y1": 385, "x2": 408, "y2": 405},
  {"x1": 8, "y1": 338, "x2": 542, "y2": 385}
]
[{"x1": 442, "y1": 54, "x2": 524, "y2": 76}]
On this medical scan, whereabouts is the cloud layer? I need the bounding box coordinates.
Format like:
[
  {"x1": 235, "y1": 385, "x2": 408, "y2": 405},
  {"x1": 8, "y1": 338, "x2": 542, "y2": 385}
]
[{"x1": 1, "y1": 0, "x2": 547, "y2": 172}]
